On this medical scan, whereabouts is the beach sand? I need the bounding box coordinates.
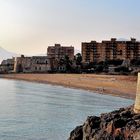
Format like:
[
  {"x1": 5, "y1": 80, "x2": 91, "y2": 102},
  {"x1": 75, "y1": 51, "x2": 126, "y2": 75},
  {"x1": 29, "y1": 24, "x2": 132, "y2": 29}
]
[{"x1": 0, "y1": 74, "x2": 137, "y2": 99}]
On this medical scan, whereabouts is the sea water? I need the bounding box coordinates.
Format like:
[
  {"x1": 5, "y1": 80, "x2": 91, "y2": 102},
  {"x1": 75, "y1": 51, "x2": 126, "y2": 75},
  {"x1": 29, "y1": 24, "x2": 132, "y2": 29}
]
[{"x1": 0, "y1": 78, "x2": 134, "y2": 140}]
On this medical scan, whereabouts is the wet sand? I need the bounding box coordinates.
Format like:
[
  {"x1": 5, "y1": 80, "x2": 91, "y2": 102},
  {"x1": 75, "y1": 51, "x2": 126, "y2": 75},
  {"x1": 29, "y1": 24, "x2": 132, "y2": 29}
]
[{"x1": 0, "y1": 74, "x2": 137, "y2": 99}]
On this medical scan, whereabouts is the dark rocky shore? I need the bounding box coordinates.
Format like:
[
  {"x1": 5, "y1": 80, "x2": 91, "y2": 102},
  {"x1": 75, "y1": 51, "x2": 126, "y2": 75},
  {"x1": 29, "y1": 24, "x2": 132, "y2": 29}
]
[{"x1": 68, "y1": 105, "x2": 140, "y2": 140}]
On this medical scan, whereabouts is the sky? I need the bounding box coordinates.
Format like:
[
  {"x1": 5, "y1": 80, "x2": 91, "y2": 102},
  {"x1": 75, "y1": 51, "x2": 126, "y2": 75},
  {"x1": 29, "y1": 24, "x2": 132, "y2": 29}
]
[{"x1": 0, "y1": 0, "x2": 140, "y2": 55}]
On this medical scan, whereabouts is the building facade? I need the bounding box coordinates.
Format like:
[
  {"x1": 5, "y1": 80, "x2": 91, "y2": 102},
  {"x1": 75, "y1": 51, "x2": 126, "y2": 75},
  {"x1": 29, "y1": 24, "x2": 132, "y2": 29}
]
[
  {"x1": 47, "y1": 44, "x2": 74, "y2": 60},
  {"x1": 82, "y1": 38, "x2": 140, "y2": 63},
  {"x1": 47, "y1": 44, "x2": 74, "y2": 71},
  {"x1": 0, "y1": 58, "x2": 14, "y2": 73},
  {"x1": 14, "y1": 55, "x2": 52, "y2": 73}
]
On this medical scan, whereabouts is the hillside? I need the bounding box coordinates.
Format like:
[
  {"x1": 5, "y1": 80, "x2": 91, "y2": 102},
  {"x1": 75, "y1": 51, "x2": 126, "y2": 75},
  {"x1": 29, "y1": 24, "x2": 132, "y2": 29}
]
[{"x1": 0, "y1": 47, "x2": 18, "y2": 62}]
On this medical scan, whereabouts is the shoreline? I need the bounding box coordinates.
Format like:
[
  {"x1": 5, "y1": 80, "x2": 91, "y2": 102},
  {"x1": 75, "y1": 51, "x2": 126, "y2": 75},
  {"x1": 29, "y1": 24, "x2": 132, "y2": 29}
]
[{"x1": 0, "y1": 74, "x2": 137, "y2": 99}]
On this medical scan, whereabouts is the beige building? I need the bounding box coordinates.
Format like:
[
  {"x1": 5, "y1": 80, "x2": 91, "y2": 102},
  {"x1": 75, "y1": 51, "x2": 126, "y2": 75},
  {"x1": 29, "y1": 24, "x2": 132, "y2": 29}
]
[
  {"x1": 0, "y1": 58, "x2": 14, "y2": 73},
  {"x1": 47, "y1": 44, "x2": 74, "y2": 60},
  {"x1": 82, "y1": 38, "x2": 140, "y2": 63},
  {"x1": 14, "y1": 55, "x2": 52, "y2": 73}
]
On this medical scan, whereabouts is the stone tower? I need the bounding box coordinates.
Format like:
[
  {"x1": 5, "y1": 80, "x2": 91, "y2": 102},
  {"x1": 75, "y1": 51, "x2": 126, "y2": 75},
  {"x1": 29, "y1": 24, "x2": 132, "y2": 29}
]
[
  {"x1": 134, "y1": 73, "x2": 140, "y2": 113},
  {"x1": 13, "y1": 55, "x2": 24, "y2": 73}
]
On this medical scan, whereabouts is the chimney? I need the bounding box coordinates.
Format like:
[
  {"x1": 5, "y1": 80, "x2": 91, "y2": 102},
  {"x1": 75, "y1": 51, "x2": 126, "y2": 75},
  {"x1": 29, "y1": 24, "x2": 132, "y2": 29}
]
[{"x1": 134, "y1": 73, "x2": 140, "y2": 113}]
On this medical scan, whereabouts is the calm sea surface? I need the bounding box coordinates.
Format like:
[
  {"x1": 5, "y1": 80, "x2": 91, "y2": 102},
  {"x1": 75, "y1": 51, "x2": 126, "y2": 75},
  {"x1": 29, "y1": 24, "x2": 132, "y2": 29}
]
[{"x1": 0, "y1": 78, "x2": 134, "y2": 140}]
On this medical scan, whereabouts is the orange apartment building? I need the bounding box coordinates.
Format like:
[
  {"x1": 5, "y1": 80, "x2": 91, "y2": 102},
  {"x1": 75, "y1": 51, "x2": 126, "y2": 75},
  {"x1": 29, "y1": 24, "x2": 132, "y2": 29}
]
[{"x1": 82, "y1": 38, "x2": 140, "y2": 63}]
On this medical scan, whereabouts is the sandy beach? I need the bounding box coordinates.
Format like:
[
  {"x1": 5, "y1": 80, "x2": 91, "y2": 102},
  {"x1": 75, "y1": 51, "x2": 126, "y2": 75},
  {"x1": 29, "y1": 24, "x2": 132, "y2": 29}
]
[{"x1": 0, "y1": 74, "x2": 137, "y2": 99}]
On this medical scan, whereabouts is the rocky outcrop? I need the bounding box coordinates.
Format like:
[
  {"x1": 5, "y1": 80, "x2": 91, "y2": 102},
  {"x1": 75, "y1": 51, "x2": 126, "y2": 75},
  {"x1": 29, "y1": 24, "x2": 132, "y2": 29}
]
[{"x1": 68, "y1": 105, "x2": 140, "y2": 140}]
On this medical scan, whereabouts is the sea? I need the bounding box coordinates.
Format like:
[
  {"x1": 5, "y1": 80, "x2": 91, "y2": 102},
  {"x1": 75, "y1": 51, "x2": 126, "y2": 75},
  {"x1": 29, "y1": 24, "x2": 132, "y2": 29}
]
[{"x1": 0, "y1": 78, "x2": 134, "y2": 140}]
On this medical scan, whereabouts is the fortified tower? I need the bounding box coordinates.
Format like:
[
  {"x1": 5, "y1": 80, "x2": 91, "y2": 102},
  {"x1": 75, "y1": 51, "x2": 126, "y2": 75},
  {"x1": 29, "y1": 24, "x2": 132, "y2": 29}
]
[
  {"x1": 13, "y1": 55, "x2": 24, "y2": 73},
  {"x1": 134, "y1": 73, "x2": 140, "y2": 113}
]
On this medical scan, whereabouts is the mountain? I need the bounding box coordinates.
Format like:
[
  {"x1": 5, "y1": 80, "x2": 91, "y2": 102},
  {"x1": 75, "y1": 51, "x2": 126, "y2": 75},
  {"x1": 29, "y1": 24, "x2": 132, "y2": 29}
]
[
  {"x1": 117, "y1": 38, "x2": 129, "y2": 41},
  {"x1": 0, "y1": 47, "x2": 19, "y2": 63}
]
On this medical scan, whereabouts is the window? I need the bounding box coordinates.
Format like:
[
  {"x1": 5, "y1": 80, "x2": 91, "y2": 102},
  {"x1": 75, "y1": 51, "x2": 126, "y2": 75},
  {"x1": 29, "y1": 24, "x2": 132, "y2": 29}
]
[
  {"x1": 120, "y1": 50, "x2": 122, "y2": 55},
  {"x1": 118, "y1": 50, "x2": 123, "y2": 55}
]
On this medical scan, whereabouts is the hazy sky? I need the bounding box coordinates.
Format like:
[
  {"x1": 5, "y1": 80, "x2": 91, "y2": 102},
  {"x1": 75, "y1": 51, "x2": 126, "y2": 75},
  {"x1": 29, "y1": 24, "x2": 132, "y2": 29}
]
[{"x1": 0, "y1": 0, "x2": 140, "y2": 55}]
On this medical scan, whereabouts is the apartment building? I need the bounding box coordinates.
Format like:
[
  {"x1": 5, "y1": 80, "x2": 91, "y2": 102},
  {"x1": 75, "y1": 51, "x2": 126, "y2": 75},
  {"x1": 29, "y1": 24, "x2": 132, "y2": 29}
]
[
  {"x1": 47, "y1": 44, "x2": 74, "y2": 60},
  {"x1": 82, "y1": 38, "x2": 140, "y2": 63}
]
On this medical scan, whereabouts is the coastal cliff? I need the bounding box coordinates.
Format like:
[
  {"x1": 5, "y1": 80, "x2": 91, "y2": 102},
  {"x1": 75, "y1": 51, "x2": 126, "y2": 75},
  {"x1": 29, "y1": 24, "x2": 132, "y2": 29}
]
[{"x1": 68, "y1": 105, "x2": 140, "y2": 140}]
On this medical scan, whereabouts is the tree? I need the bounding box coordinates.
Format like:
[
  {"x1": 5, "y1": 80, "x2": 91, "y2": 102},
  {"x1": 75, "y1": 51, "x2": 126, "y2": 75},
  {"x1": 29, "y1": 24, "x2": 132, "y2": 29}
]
[
  {"x1": 75, "y1": 53, "x2": 82, "y2": 65},
  {"x1": 64, "y1": 55, "x2": 72, "y2": 72}
]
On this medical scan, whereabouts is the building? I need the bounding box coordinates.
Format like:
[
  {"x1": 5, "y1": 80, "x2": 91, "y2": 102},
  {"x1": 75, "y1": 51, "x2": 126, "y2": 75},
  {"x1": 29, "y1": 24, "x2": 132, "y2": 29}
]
[
  {"x1": 82, "y1": 38, "x2": 140, "y2": 64},
  {"x1": 1, "y1": 43, "x2": 74, "y2": 73},
  {"x1": 0, "y1": 58, "x2": 14, "y2": 73},
  {"x1": 14, "y1": 55, "x2": 52, "y2": 73},
  {"x1": 47, "y1": 44, "x2": 74, "y2": 60},
  {"x1": 47, "y1": 44, "x2": 74, "y2": 71}
]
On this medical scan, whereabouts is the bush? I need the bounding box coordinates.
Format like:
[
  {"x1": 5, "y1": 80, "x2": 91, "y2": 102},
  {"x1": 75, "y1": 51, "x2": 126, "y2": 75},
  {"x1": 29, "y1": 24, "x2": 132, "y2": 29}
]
[
  {"x1": 115, "y1": 66, "x2": 129, "y2": 72},
  {"x1": 105, "y1": 60, "x2": 123, "y2": 66},
  {"x1": 95, "y1": 65, "x2": 104, "y2": 72},
  {"x1": 131, "y1": 59, "x2": 140, "y2": 66}
]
